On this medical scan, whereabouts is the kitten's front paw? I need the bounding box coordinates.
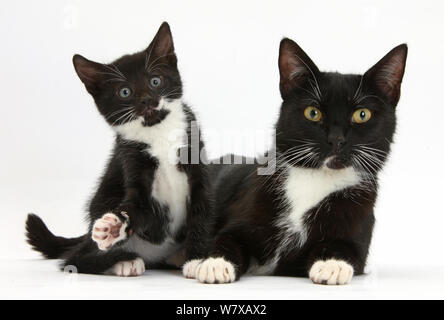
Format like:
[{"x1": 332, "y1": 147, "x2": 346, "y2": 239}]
[
  {"x1": 92, "y1": 212, "x2": 128, "y2": 250},
  {"x1": 111, "y1": 257, "x2": 145, "y2": 277},
  {"x1": 309, "y1": 259, "x2": 354, "y2": 285},
  {"x1": 182, "y1": 259, "x2": 203, "y2": 279},
  {"x1": 195, "y1": 257, "x2": 236, "y2": 284}
]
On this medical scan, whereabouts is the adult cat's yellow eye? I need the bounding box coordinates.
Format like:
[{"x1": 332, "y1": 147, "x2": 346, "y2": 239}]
[
  {"x1": 352, "y1": 108, "x2": 372, "y2": 123},
  {"x1": 304, "y1": 106, "x2": 322, "y2": 122}
]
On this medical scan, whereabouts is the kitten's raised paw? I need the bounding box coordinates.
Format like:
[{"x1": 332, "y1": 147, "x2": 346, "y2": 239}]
[
  {"x1": 195, "y1": 257, "x2": 236, "y2": 284},
  {"x1": 182, "y1": 259, "x2": 203, "y2": 279},
  {"x1": 309, "y1": 259, "x2": 354, "y2": 285},
  {"x1": 110, "y1": 258, "x2": 145, "y2": 277},
  {"x1": 92, "y1": 213, "x2": 128, "y2": 250}
]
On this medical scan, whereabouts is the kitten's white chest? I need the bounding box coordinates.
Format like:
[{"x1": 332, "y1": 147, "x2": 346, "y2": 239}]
[
  {"x1": 114, "y1": 99, "x2": 190, "y2": 235},
  {"x1": 149, "y1": 150, "x2": 189, "y2": 235},
  {"x1": 279, "y1": 165, "x2": 360, "y2": 245}
]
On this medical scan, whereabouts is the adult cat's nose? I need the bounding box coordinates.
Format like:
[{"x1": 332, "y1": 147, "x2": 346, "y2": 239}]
[{"x1": 328, "y1": 127, "x2": 346, "y2": 150}]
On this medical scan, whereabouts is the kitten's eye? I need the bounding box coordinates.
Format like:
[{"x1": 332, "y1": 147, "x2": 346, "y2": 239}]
[
  {"x1": 304, "y1": 106, "x2": 322, "y2": 122},
  {"x1": 150, "y1": 77, "x2": 162, "y2": 88},
  {"x1": 118, "y1": 87, "x2": 132, "y2": 98},
  {"x1": 352, "y1": 108, "x2": 372, "y2": 123}
]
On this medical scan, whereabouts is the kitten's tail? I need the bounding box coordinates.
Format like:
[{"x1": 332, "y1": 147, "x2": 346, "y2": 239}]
[{"x1": 25, "y1": 214, "x2": 86, "y2": 259}]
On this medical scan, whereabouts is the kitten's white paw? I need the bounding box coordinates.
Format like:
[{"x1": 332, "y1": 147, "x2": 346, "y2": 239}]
[
  {"x1": 182, "y1": 259, "x2": 203, "y2": 279},
  {"x1": 195, "y1": 257, "x2": 236, "y2": 284},
  {"x1": 111, "y1": 258, "x2": 145, "y2": 277},
  {"x1": 309, "y1": 259, "x2": 354, "y2": 285},
  {"x1": 92, "y1": 213, "x2": 128, "y2": 251}
]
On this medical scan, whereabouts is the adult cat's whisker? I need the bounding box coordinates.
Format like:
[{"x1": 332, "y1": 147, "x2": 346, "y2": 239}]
[
  {"x1": 352, "y1": 156, "x2": 377, "y2": 186},
  {"x1": 358, "y1": 150, "x2": 385, "y2": 166},
  {"x1": 352, "y1": 76, "x2": 364, "y2": 103},
  {"x1": 289, "y1": 51, "x2": 323, "y2": 99},
  {"x1": 280, "y1": 148, "x2": 313, "y2": 164},
  {"x1": 282, "y1": 148, "x2": 315, "y2": 167},
  {"x1": 357, "y1": 145, "x2": 388, "y2": 156},
  {"x1": 301, "y1": 151, "x2": 319, "y2": 167},
  {"x1": 355, "y1": 153, "x2": 379, "y2": 178},
  {"x1": 291, "y1": 84, "x2": 320, "y2": 101},
  {"x1": 354, "y1": 94, "x2": 386, "y2": 106}
]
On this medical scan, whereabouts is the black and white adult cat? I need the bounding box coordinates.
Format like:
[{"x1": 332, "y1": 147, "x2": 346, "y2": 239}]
[
  {"x1": 26, "y1": 22, "x2": 213, "y2": 276},
  {"x1": 183, "y1": 39, "x2": 407, "y2": 285}
]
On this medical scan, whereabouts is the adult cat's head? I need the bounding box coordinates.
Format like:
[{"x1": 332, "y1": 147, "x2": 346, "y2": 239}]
[
  {"x1": 73, "y1": 22, "x2": 182, "y2": 127},
  {"x1": 276, "y1": 38, "x2": 407, "y2": 175}
]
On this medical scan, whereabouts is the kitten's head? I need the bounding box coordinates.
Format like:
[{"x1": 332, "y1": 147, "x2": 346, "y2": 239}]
[
  {"x1": 73, "y1": 22, "x2": 182, "y2": 127},
  {"x1": 276, "y1": 38, "x2": 407, "y2": 175}
]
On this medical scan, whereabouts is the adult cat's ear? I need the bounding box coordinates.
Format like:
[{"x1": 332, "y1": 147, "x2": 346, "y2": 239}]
[
  {"x1": 146, "y1": 22, "x2": 177, "y2": 67},
  {"x1": 364, "y1": 44, "x2": 408, "y2": 106},
  {"x1": 72, "y1": 54, "x2": 105, "y2": 94},
  {"x1": 278, "y1": 38, "x2": 320, "y2": 99}
]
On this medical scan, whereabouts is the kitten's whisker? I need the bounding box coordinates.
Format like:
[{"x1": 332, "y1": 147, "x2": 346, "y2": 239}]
[
  {"x1": 147, "y1": 53, "x2": 175, "y2": 73},
  {"x1": 102, "y1": 64, "x2": 126, "y2": 80},
  {"x1": 145, "y1": 44, "x2": 155, "y2": 71},
  {"x1": 112, "y1": 109, "x2": 135, "y2": 126},
  {"x1": 105, "y1": 106, "x2": 134, "y2": 120}
]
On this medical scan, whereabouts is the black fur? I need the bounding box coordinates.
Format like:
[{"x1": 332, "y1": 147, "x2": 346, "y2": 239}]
[
  {"x1": 204, "y1": 39, "x2": 407, "y2": 282},
  {"x1": 25, "y1": 22, "x2": 213, "y2": 275},
  {"x1": 26, "y1": 214, "x2": 86, "y2": 259}
]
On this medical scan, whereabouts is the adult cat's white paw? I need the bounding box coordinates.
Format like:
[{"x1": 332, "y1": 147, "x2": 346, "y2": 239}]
[
  {"x1": 182, "y1": 259, "x2": 203, "y2": 279},
  {"x1": 309, "y1": 259, "x2": 354, "y2": 285},
  {"x1": 92, "y1": 212, "x2": 128, "y2": 250},
  {"x1": 195, "y1": 257, "x2": 236, "y2": 284},
  {"x1": 110, "y1": 257, "x2": 145, "y2": 277}
]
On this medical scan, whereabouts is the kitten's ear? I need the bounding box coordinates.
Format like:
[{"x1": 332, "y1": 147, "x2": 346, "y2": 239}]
[
  {"x1": 364, "y1": 44, "x2": 408, "y2": 106},
  {"x1": 146, "y1": 22, "x2": 177, "y2": 66},
  {"x1": 72, "y1": 54, "x2": 105, "y2": 94},
  {"x1": 278, "y1": 38, "x2": 320, "y2": 98}
]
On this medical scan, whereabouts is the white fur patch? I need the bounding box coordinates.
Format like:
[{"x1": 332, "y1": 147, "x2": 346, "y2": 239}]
[
  {"x1": 112, "y1": 98, "x2": 190, "y2": 265},
  {"x1": 280, "y1": 165, "x2": 360, "y2": 244},
  {"x1": 182, "y1": 258, "x2": 203, "y2": 279},
  {"x1": 309, "y1": 259, "x2": 354, "y2": 285},
  {"x1": 110, "y1": 257, "x2": 145, "y2": 277},
  {"x1": 249, "y1": 165, "x2": 360, "y2": 276},
  {"x1": 113, "y1": 98, "x2": 190, "y2": 237},
  {"x1": 195, "y1": 257, "x2": 236, "y2": 284},
  {"x1": 92, "y1": 213, "x2": 128, "y2": 251}
]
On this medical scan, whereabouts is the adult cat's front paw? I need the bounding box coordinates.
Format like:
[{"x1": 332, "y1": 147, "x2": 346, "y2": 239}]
[
  {"x1": 110, "y1": 257, "x2": 145, "y2": 277},
  {"x1": 182, "y1": 259, "x2": 203, "y2": 279},
  {"x1": 195, "y1": 257, "x2": 236, "y2": 284},
  {"x1": 309, "y1": 259, "x2": 354, "y2": 285},
  {"x1": 92, "y1": 212, "x2": 129, "y2": 250}
]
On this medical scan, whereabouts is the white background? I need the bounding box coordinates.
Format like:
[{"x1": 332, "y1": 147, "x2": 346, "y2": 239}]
[{"x1": 1, "y1": 0, "x2": 443, "y2": 299}]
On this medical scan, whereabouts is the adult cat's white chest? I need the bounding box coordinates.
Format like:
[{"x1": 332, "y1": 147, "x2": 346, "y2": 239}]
[
  {"x1": 279, "y1": 165, "x2": 361, "y2": 245},
  {"x1": 250, "y1": 164, "x2": 361, "y2": 276},
  {"x1": 114, "y1": 99, "x2": 190, "y2": 236}
]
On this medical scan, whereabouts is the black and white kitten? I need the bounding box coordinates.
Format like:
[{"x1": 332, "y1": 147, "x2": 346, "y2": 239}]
[
  {"x1": 183, "y1": 39, "x2": 407, "y2": 285},
  {"x1": 26, "y1": 22, "x2": 212, "y2": 276}
]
